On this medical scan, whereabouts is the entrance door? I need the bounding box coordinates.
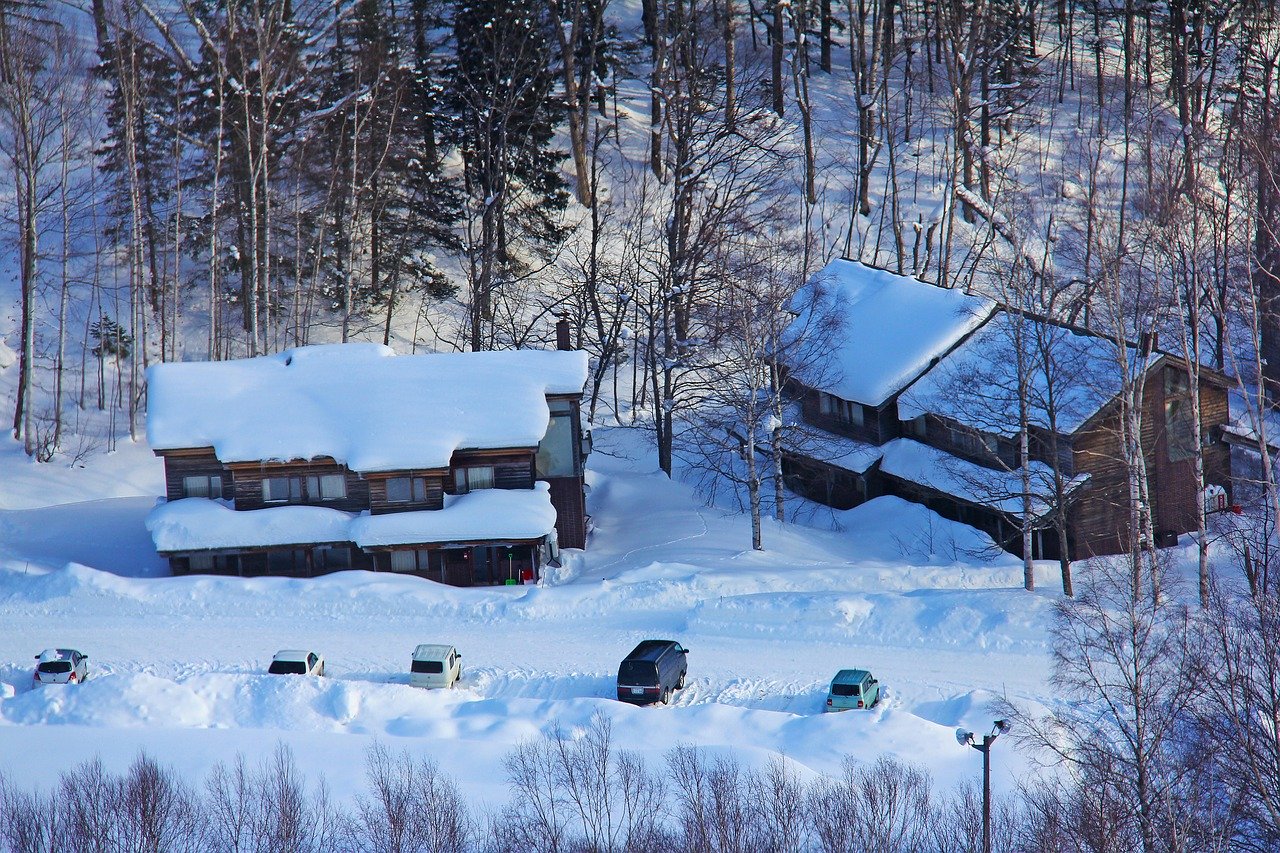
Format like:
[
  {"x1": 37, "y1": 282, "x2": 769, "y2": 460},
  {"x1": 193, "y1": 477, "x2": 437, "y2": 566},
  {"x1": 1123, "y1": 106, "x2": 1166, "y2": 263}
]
[{"x1": 472, "y1": 547, "x2": 494, "y2": 585}]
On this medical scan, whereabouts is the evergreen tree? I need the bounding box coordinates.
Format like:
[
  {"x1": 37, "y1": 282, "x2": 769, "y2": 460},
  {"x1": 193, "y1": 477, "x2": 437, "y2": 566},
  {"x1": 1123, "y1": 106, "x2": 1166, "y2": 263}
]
[{"x1": 448, "y1": 0, "x2": 569, "y2": 350}]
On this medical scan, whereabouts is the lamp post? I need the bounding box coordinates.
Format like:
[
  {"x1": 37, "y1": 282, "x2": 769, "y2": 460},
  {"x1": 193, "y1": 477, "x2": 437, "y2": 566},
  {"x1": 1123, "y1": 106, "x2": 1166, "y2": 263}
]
[{"x1": 957, "y1": 720, "x2": 1011, "y2": 853}]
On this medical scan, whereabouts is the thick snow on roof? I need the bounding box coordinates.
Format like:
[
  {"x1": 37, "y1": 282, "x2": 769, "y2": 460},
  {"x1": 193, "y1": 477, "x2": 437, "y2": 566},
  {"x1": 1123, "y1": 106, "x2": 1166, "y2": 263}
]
[
  {"x1": 877, "y1": 438, "x2": 1086, "y2": 521},
  {"x1": 350, "y1": 484, "x2": 557, "y2": 546},
  {"x1": 788, "y1": 259, "x2": 994, "y2": 407},
  {"x1": 899, "y1": 311, "x2": 1131, "y2": 437},
  {"x1": 146, "y1": 486, "x2": 558, "y2": 553},
  {"x1": 147, "y1": 344, "x2": 589, "y2": 471},
  {"x1": 147, "y1": 499, "x2": 353, "y2": 552}
]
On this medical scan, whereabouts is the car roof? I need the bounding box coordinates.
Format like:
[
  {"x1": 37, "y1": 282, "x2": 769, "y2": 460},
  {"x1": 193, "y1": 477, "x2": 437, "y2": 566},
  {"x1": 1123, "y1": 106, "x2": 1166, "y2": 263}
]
[
  {"x1": 273, "y1": 649, "x2": 316, "y2": 661},
  {"x1": 626, "y1": 640, "x2": 679, "y2": 662},
  {"x1": 37, "y1": 648, "x2": 80, "y2": 662},
  {"x1": 832, "y1": 669, "x2": 872, "y2": 683},
  {"x1": 412, "y1": 644, "x2": 455, "y2": 658}
]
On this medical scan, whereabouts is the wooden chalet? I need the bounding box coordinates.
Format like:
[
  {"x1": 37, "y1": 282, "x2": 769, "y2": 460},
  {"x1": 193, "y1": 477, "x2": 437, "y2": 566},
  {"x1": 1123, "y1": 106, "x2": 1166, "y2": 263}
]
[
  {"x1": 145, "y1": 341, "x2": 591, "y2": 586},
  {"x1": 782, "y1": 259, "x2": 1232, "y2": 561}
]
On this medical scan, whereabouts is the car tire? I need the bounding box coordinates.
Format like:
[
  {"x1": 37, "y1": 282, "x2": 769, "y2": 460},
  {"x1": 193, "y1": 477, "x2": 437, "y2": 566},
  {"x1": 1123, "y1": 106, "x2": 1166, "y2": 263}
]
[
  {"x1": 662, "y1": 687, "x2": 672, "y2": 705},
  {"x1": 677, "y1": 671, "x2": 686, "y2": 689}
]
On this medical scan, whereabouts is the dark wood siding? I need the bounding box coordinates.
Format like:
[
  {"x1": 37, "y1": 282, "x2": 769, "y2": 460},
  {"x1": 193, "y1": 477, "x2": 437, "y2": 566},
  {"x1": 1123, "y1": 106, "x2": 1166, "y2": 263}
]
[
  {"x1": 545, "y1": 476, "x2": 588, "y2": 549},
  {"x1": 447, "y1": 451, "x2": 536, "y2": 493},
  {"x1": 159, "y1": 449, "x2": 229, "y2": 502},
  {"x1": 781, "y1": 454, "x2": 867, "y2": 510},
  {"x1": 228, "y1": 458, "x2": 370, "y2": 512},
  {"x1": 799, "y1": 387, "x2": 888, "y2": 444},
  {"x1": 1070, "y1": 365, "x2": 1231, "y2": 558},
  {"x1": 367, "y1": 472, "x2": 446, "y2": 513}
]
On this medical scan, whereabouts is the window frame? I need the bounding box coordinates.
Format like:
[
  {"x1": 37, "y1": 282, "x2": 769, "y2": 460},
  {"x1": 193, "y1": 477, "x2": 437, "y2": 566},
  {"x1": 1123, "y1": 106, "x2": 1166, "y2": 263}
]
[
  {"x1": 182, "y1": 474, "x2": 224, "y2": 500},
  {"x1": 454, "y1": 465, "x2": 496, "y2": 494}
]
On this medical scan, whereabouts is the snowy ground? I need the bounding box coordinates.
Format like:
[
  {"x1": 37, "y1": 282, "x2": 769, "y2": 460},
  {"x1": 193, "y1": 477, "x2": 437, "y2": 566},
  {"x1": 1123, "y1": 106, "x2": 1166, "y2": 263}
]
[{"x1": 0, "y1": 426, "x2": 1065, "y2": 811}]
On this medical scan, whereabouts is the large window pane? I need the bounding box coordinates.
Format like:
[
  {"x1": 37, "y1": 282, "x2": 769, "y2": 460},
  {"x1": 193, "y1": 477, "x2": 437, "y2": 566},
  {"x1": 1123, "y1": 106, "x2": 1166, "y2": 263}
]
[
  {"x1": 536, "y1": 416, "x2": 575, "y2": 477},
  {"x1": 412, "y1": 477, "x2": 429, "y2": 502},
  {"x1": 320, "y1": 474, "x2": 346, "y2": 499},
  {"x1": 469, "y1": 466, "x2": 494, "y2": 490},
  {"x1": 386, "y1": 477, "x2": 411, "y2": 503},
  {"x1": 263, "y1": 477, "x2": 287, "y2": 502},
  {"x1": 183, "y1": 476, "x2": 210, "y2": 498},
  {"x1": 390, "y1": 550, "x2": 417, "y2": 572}
]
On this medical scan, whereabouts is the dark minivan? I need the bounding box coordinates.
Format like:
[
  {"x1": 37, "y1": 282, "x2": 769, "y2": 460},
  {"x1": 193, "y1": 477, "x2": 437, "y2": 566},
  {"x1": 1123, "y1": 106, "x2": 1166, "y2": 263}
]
[{"x1": 616, "y1": 640, "x2": 689, "y2": 705}]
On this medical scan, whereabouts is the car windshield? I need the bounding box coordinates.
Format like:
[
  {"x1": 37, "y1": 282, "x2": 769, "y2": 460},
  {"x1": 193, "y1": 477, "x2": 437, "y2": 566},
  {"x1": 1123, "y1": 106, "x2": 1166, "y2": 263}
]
[
  {"x1": 411, "y1": 660, "x2": 444, "y2": 674},
  {"x1": 831, "y1": 683, "x2": 861, "y2": 697},
  {"x1": 268, "y1": 661, "x2": 307, "y2": 675},
  {"x1": 37, "y1": 661, "x2": 72, "y2": 674},
  {"x1": 618, "y1": 661, "x2": 658, "y2": 685}
]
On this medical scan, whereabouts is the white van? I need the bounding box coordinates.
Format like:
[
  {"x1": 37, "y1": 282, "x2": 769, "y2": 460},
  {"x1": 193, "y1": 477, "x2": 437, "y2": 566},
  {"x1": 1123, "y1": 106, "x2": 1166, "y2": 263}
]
[{"x1": 410, "y1": 644, "x2": 462, "y2": 689}]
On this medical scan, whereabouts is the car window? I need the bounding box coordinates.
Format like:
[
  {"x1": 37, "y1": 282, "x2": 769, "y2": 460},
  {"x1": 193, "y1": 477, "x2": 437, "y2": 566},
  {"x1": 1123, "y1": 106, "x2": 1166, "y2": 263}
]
[
  {"x1": 38, "y1": 661, "x2": 73, "y2": 674},
  {"x1": 412, "y1": 660, "x2": 444, "y2": 674},
  {"x1": 619, "y1": 661, "x2": 659, "y2": 684},
  {"x1": 269, "y1": 661, "x2": 307, "y2": 675},
  {"x1": 308, "y1": 654, "x2": 317, "y2": 669},
  {"x1": 831, "y1": 683, "x2": 860, "y2": 697}
]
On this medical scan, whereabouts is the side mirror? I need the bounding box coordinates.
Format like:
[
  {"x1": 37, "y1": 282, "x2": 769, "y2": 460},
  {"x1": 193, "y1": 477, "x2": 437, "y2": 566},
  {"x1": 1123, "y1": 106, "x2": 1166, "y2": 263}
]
[{"x1": 456, "y1": 653, "x2": 462, "y2": 658}]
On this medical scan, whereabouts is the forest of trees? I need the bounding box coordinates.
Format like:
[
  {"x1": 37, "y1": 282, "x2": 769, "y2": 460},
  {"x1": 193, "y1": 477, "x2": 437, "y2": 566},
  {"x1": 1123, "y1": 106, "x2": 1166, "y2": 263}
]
[{"x1": 5, "y1": 2, "x2": 1280, "y2": 849}]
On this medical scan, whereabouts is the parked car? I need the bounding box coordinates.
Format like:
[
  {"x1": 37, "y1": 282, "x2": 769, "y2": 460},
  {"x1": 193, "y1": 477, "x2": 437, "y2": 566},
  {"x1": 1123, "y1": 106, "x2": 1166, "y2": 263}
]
[
  {"x1": 409, "y1": 644, "x2": 462, "y2": 689},
  {"x1": 33, "y1": 649, "x2": 88, "y2": 685},
  {"x1": 824, "y1": 669, "x2": 880, "y2": 711},
  {"x1": 616, "y1": 640, "x2": 689, "y2": 705},
  {"x1": 268, "y1": 650, "x2": 325, "y2": 676}
]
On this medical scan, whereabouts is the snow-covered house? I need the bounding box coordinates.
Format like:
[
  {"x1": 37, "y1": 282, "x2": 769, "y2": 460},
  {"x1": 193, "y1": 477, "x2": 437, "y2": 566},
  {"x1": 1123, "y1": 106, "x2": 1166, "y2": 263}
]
[
  {"x1": 144, "y1": 343, "x2": 591, "y2": 585},
  {"x1": 784, "y1": 259, "x2": 1233, "y2": 559}
]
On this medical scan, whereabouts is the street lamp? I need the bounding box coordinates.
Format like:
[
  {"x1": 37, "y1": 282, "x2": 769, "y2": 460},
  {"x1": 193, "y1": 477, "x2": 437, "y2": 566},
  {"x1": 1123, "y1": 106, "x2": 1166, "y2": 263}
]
[{"x1": 957, "y1": 720, "x2": 1011, "y2": 853}]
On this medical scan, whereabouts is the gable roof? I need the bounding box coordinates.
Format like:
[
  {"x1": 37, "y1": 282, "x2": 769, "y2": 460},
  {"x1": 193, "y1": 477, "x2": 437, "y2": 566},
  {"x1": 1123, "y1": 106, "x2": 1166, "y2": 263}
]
[
  {"x1": 898, "y1": 310, "x2": 1165, "y2": 438},
  {"x1": 787, "y1": 259, "x2": 995, "y2": 408},
  {"x1": 147, "y1": 343, "x2": 589, "y2": 472}
]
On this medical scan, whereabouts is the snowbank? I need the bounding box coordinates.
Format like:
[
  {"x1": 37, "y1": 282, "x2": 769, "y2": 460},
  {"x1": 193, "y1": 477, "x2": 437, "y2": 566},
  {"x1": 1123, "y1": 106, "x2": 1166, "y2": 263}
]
[{"x1": 146, "y1": 498, "x2": 353, "y2": 552}]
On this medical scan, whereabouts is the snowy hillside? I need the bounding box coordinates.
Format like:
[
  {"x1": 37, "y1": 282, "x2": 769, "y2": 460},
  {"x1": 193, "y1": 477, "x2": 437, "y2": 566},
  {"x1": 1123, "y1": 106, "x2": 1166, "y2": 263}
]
[{"x1": 0, "y1": 425, "x2": 1059, "y2": 806}]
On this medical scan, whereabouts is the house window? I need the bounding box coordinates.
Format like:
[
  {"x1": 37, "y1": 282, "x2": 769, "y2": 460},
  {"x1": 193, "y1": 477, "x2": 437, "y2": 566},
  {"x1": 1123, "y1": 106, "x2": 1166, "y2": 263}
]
[
  {"x1": 536, "y1": 402, "x2": 577, "y2": 477},
  {"x1": 390, "y1": 549, "x2": 434, "y2": 572},
  {"x1": 386, "y1": 476, "x2": 431, "y2": 503},
  {"x1": 307, "y1": 474, "x2": 347, "y2": 500},
  {"x1": 1165, "y1": 397, "x2": 1196, "y2": 462},
  {"x1": 266, "y1": 549, "x2": 308, "y2": 574},
  {"x1": 263, "y1": 476, "x2": 303, "y2": 503},
  {"x1": 263, "y1": 474, "x2": 345, "y2": 503},
  {"x1": 819, "y1": 393, "x2": 864, "y2": 428},
  {"x1": 188, "y1": 553, "x2": 238, "y2": 573},
  {"x1": 313, "y1": 546, "x2": 351, "y2": 571},
  {"x1": 952, "y1": 427, "x2": 1000, "y2": 459},
  {"x1": 454, "y1": 466, "x2": 495, "y2": 493},
  {"x1": 182, "y1": 475, "x2": 223, "y2": 499}
]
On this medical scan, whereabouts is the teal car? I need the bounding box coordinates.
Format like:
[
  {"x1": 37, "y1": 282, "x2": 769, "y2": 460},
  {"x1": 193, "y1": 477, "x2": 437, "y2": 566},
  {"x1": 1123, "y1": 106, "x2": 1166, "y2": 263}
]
[{"x1": 824, "y1": 669, "x2": 880, "y2": 712}]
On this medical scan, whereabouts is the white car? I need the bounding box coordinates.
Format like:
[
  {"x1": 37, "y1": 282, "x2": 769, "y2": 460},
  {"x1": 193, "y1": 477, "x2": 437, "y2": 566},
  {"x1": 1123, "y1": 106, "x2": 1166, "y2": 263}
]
[
  {"x1": 410, "y1": 644, "x2": 462, "y2": 689},
  {"x1": 33, "y1": 649, "x2": 88, "y2": 685},
  {"x1": 268, "y1": 649, "x2": 325, "y2": 676}
]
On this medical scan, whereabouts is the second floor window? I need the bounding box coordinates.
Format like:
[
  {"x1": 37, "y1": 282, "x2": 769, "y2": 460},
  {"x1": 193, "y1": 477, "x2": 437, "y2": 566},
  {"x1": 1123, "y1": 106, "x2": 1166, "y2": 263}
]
[
  {"x1": 386, "y1": 476, "x2": 431, "y2": 503},
  {"x1": 262, "y1": 474, "x2": 346, "y2": 503},
  {"x1": 182, "y1": 475, "x2": 223, "y2": 499},
  {"x1": 454, "y1": 466, "x2": 495, "y2": 493},
  {"x1": 818, "y1": 393, "x2": 864, "y2": 428}
]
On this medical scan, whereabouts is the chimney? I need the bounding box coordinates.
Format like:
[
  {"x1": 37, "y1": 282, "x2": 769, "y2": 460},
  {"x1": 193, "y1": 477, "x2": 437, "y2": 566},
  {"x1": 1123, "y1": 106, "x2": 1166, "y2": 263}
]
[{"x1": 556, "y1": 314, "x2": 572, "y2": 351}]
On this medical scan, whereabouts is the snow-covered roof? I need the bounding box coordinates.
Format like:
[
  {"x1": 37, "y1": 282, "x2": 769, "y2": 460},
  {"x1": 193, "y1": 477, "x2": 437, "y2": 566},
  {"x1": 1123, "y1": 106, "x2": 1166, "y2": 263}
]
[
  {"x1": 349, "y1": 484, "x2": 558, "y2": 546},
  {"x1": 899, "y1": 311, "x2": 1132, "y2": 437},
  {"x1": 147, "y1": 499, "x2": 353, "y2": 552},
  {"x1": 801, "y1": 432, "x2": 883, "y2": 475},
  {"x1": 787, "y1": 259, "x2": 995, "y2": 408},
  {"x1": 146, "y1": 485, "x2": 558, "y2": 553},
  {"x1": 147, "y1": 344, "x2": 589, "y2": 472},
  {"x1": 877, "y1": 438, "x2": 1087, "y2": 521}
]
